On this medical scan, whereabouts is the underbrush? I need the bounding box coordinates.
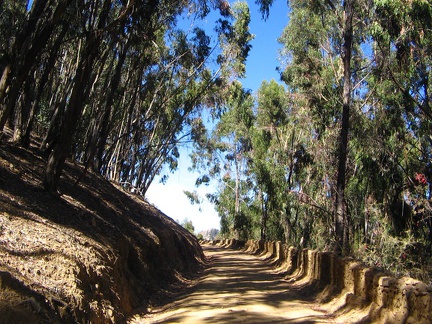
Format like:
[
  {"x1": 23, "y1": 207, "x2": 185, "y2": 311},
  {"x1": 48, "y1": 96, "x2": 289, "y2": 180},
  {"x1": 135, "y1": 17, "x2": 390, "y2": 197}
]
[{"x1": 354, "y1": 227, "x2": 432, "y2": 286}]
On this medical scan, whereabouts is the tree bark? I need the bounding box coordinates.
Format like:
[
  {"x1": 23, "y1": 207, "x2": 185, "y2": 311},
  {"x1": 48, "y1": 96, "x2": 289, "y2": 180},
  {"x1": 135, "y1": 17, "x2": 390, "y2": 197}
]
[
  {"x1": 334, "y1": 0, "x2": 353, "y2": 254},
  {"x1": 260, "y1": 189, "x2": 268, "y2": 241},
  {"x1": 43, "y1": 36, "x2": 99, "y2": 192},
  {"x1": 0, "y1": 0, "x2": 72, "y2": 133},
  {"x1": 95, "y1": 40, "x2": 130, "y2": 171}
]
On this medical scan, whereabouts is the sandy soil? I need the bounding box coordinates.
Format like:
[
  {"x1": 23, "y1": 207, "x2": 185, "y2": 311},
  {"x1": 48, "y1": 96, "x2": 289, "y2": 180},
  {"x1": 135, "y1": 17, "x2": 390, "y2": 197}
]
[
  {"x1": 0, "y1": 135, "x2": 204, "y2": 323},
  {"x1": 129, "y1": 244, "x2": 335, "y2": 324}
]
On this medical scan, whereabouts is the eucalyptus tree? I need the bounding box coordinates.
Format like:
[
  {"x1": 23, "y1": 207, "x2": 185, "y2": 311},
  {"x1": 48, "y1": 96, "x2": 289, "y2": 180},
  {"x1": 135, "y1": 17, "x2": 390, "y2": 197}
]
[
  {"x1": 103, "y1": 0, "x2": 255, "y2": 195},
  {"x1": 190, "y1": 80, "x2": 255, "y2": 239},
  {"x1": 218, "y1": 82, "x2": 254, "y2": 236},
  {"x1": 0, "y1": 0, "x2": 74, "y2": 135},
  {"x1": 0, "y1": 0, "x2": 27, "y2": 133},
  {"x1": 365, "y1": 0, "x2": 432, "y2": 250},
  {"x1": 185, "y1": 2, "x2": 258, "y2": 239},
  {"x1": 250, "y1": 80, "x2": 287, "y2": 241},
  {"x1": 95, "y1": 25, "x2": 219, "y2": 195},
  {"x1": 279, "y1": 0, "x2": 372, "y2": 253},
  {"x1": 43, "y1": 0, "x2": 116, "y2": 192},
  {"x1": 248, "y1": 80, "x2": 315, "y2": 243},
  {"x1": 1, "y1": 0, "x2": 257, "y2": 195}
]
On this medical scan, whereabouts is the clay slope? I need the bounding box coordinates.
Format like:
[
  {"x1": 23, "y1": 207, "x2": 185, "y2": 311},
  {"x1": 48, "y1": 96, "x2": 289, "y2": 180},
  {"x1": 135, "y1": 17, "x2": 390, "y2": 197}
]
[{"x1": 0, "y1": 141, "x2": 205, "y2": 323}]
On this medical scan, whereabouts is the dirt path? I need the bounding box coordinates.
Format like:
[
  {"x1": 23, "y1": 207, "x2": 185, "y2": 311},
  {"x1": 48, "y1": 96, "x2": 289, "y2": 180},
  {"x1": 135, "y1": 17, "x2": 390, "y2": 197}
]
[{"x1": 129, "y1": 244, "x2": 334, "y2": 323}]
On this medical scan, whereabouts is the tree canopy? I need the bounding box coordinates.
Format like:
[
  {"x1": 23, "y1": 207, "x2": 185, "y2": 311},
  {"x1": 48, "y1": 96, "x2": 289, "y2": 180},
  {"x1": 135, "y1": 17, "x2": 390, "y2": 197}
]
[
  {"x1": 190, "y1": 0, "x2": 432, "y2": 281},
  {"x1": 2, "y1": 0, "x2": 431, "y2": 282},
  {"x1": 0, "y1": 0, "x2": 256, "y2": 193}
]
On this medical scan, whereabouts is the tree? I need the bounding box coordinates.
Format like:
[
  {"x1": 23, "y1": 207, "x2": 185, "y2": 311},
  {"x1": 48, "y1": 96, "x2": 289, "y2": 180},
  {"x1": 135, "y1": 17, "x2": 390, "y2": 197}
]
[
  {"x1": 0, "y1": 0, "x2": 73, "y2": 134},
  {"x1": 279, "y1": 0, "x2": 372, "y2": 253},
  {"x1": 335, "y1": 0, "x2": 355, "y2": 254},
  {"x1": 191, "y1": 81, "x2": 256, "y2": 240},
  {"x1": 251, "y1": 80, "x2": 289, "y2": 241},
  {"x1": 366, "y1": 0, "x2": 432, "y2": 251},
  {"x1": 1, "y1": 0, "x2": 256, "y2": 195},
  {"x1": 181, "y1": 218, "x2": 196, "y2": 234}
]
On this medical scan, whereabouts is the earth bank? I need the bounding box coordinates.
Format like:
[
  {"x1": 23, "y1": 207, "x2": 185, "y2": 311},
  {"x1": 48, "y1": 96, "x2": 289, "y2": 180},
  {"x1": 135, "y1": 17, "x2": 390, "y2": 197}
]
[{"x1": 0, "y1": 140, "x2": 205, "y2": 323}]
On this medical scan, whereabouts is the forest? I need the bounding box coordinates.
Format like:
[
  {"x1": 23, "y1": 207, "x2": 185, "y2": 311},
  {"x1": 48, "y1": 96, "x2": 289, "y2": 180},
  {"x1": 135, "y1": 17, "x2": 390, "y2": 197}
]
[{"x1": 1, "y1": 0, "x2": 431, "y2": 284}]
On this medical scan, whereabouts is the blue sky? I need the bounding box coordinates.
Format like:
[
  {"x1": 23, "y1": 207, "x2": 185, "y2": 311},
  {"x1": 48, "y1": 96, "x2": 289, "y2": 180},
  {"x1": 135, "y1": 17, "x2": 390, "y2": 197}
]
[
  {"x1": 145, "y1": 0, "x2": 289, "y2": 233},
  {"x1": 241, "y1": 0, "x2": 288, "y2": 92}
]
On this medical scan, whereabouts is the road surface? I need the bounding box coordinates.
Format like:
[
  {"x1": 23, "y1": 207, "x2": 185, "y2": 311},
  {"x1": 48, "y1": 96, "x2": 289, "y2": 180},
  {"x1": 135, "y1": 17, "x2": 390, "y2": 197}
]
[{"x1": 129, "y1": 244, "x2": 336, "y2": 323}]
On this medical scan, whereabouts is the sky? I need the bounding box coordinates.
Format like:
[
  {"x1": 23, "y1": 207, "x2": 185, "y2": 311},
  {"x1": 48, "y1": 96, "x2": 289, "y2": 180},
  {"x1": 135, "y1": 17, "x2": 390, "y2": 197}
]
[{"x1": 145, "y1": 0, "x2": 289, "y2": 233}]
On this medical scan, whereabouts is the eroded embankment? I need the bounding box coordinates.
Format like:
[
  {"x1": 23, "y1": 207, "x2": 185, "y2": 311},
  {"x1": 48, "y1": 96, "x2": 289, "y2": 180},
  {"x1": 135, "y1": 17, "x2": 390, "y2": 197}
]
[
  {"x1": 0, "y1": 143, "x2": 205, "y2": 323},
  {"x1": 210, "y1": 239, "x2": 432, "y2": 324}
]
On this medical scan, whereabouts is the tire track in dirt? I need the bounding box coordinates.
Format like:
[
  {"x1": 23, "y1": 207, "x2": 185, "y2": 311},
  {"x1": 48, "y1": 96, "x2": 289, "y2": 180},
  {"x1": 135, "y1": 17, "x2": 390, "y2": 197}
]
[{"x1": 129, "y1": 244, "x2": 334, "y2": 323}]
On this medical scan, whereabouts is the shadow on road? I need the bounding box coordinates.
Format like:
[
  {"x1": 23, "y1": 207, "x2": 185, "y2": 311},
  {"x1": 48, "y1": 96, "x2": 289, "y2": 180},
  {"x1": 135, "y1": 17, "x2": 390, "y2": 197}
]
[{"x1": 129, "y1": 245, "x2": 333, "y2": 323}]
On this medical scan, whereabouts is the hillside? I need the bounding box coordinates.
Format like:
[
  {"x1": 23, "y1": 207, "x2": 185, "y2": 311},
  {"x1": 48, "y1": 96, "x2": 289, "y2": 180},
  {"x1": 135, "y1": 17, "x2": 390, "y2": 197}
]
[{"x1": 0, "y1": 137, "x2": 205, "y2": 323}]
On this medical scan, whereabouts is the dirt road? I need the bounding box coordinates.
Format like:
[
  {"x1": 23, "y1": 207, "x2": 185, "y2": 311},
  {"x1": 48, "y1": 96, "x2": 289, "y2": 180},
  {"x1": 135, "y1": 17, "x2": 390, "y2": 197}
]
[{"x1": 129, "y1": 244, "x2": 334, "y2": 323}]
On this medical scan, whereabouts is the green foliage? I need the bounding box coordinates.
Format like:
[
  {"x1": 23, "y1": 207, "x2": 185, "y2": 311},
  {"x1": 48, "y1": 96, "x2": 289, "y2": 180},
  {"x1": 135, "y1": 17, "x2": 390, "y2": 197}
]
[
  {"x1": 184, "y1": 190, "x2": 202, "y2": 206},
  {"x1": 1, "y1": 0, "x2": 431, "y2": 282},
  {"x1": 218, "y1": 1, "x2": 254, "y2": 79},
  {"x1": 193, "y1": 0, "x2": 431, "y2": 280},
  {"x1": 180, "y1": 218, "x2": 196, "y2": 234},
  {"x1": 0, "y1": 0, "x2": 258, "y2": 194}
]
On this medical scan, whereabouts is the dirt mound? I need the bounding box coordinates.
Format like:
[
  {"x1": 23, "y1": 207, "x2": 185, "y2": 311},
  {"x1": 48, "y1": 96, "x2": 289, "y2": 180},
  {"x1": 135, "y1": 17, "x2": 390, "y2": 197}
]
[{"x1": 0, "y1": 141, "x2": 205, "y2": 323}]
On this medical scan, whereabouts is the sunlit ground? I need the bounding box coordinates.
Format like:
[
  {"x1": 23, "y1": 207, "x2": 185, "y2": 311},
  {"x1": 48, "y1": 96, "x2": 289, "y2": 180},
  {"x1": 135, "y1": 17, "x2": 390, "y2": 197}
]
[{"x1": 129, "y1": 245, "x2": 335, "y2": 324}]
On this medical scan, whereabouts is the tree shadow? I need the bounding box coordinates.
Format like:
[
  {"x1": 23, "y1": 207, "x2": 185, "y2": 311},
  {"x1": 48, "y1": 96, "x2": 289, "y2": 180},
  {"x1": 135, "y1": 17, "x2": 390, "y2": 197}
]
[
  {"x1": 138, "y1": 245, "x2": 333, "y2": 323},
  {"x1": 0, "y1": 141, "x2": 206, "y2": 321}
]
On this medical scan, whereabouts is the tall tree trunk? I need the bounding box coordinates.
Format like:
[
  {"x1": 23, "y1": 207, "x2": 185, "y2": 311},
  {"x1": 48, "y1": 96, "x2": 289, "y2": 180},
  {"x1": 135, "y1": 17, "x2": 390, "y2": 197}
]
[
  {"x1": 21, "y1": 25, "x2": 68, "y2": 148},
  {"x1": 12, "y1": 76, "x2": 34, "y2": 143},
  {"x1": 234, "y1": 142, "x2": 241, "y2": 239},
  {"x1": 260, "y1": 189, "x2": 267, "y2": 241},
  {"x1": 0, "y1": 0, "x2": 72, "y2": 133},
  {"x1": 43, "y1": 37, "x2": 98, "y2": 192},
  {"x1": 281, "y1": 208, "x2": 292, "y2": 244},
  {"x1": 95, "y1": 40, "x2": 130, "y2": 171},
  {"x1": 334, "y1": 0, "x2": 353, "y2": 254}
]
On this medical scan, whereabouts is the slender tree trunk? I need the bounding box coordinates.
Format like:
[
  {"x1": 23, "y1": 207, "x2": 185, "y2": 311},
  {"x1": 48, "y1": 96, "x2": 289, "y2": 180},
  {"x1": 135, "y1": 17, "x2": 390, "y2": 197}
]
[
  {"x1": 43, "y1": 36, "x2": 98, "y2": 192},
  {"x1": 21, "y1": 25, "x2": 68, "y2": 148},
  {"x1": 281, "y1": 209, "x2": 292, "y2": 244},
  {"x1": 334, "y1": 0, "x2": 353, "y2": 254},
  {"x1": 234, "y1": 143, "x2": 241, "y2": 239},
  {"x1": 0, "y1": 0, "x2": 72, "y2": 133},
  {"x1": 12, "y1": 77, "x2": 34, "y2": 143},
  {"x1": 0, "y1": 65, "x2": 12, "y2": 133},
  {"x1": 260, "y1": 189, "x2": 267, "y2": 241},
  {"x1": 95, "y1": 40, "x2": 130, "y2": 171}
]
